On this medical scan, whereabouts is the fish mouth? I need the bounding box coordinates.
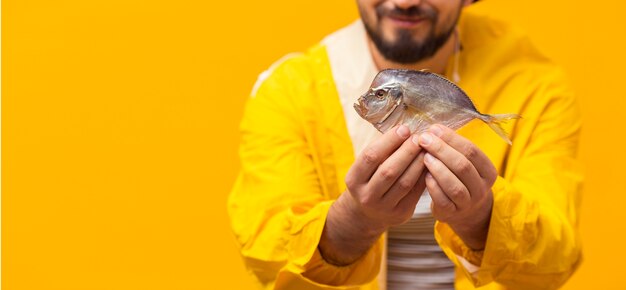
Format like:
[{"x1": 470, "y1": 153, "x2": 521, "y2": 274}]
[{"x1": 354, "y1": 96, "x2": 368, "y2": 118}]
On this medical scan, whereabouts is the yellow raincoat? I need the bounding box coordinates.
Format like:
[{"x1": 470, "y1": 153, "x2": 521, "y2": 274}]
[{"x1": 228, "y1": 9, "x2": 582, "y2": 290}]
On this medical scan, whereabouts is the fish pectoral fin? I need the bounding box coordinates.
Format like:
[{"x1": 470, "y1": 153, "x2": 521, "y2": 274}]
[
  {"x1": 400, "y1": 106, "x2": 437, "y2": 133},
  {"x1": 408, "y1": 108, "x2": 436, "y2": 125}
]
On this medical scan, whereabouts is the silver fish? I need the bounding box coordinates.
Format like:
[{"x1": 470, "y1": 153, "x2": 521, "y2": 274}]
[{"x1": 354, "y1": 69, "x2": 520, "y2": 144}]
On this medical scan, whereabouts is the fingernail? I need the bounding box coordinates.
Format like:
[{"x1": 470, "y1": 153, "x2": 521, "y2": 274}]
[
  {"x1": 420, "y1": 133, "x2": 432, "y2": 146},
  {"x1": 424, "y1": 153, "x2": 435, "y2": 164},
  {"x1": 396, "y1": 125, "x2": 410, "y2": 138},
  {"x1": 430, "y1": 125, "x2": 443, "y2": 137},
  {"x1": 411, "y1": 135, "x2": 420, "y2": 145}
]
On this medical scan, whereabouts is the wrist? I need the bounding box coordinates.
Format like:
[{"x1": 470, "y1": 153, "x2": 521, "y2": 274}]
[
  {"x1": 452, "y1": 192, "x2": 494, "y2": 250},
  {"x1": 449, "y1": 209, "x2": 491, "y2": 251},
  {"x1": 319, "y1": 193, "x2": 385, "y2": 266},
  {"x1": 449, "y1": 223, "x2": 488, "y2": 251},
  {"x1": 337, "y1": 193, "x2": 387, "y2": 238}
]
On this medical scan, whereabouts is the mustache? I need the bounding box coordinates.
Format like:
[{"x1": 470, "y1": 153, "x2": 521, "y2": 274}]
[{"x1": 376, "y1": 5, "x2": 437, "y2": 21}]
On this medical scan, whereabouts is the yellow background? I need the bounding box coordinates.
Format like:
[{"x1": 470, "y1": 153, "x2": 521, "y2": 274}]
[{"x1": 3, "y1": 0, "x2": 626, "y2": 289}]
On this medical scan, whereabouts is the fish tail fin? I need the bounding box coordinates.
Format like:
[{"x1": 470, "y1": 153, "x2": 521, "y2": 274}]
[{"x1": 479, "y1": 113, "x2": 521, "y2": 145}]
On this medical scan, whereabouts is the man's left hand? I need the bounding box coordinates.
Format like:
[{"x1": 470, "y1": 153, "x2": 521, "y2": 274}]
[{"x1": 418, "y1": 124, "x2": 498, "y2": 251}]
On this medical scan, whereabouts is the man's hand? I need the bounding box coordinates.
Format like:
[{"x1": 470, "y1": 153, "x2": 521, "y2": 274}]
[
  {"x1": 418, "y1": 124, "x2": 498, "y2": 251},
  {"x1": 319, "y1": 125, "x2": 427, "y2": 266},
  {"x1": 344, "y1": 124, "x2": 429, "y2": 229}
]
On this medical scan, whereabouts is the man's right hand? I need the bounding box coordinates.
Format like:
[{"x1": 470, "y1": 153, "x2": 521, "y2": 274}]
[{"x1": 318, "y1": 125, "x2": 427, "y2": 266}]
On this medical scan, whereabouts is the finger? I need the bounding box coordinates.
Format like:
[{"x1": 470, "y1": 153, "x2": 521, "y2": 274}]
[
  {"x1": 428, "y1": 124, "x2": 498, "y2": 184},
  {"x1": 418, "y1": 132, "x2": 484, "y2": 197},
  {"x1": 368, "y1": 134, "x2": 423, "y2": 197},
  {"x1": 425, "y1": 172, "x2": 456, "y2": 216},
  {"x1": 394, "y1": 170, "x2": 427, "y2": 216},
  {"x1": 423, "y1": 153, "x2": 471, "y2": 209},
  {"x1": 383, "y1": 151, "x2": 426, "y2": 205},
  {"x1": 348, "y1": 125, "x2": 412, "y2": 185}
]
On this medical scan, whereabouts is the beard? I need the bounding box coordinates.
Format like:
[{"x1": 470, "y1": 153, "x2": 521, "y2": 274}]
[{"x1": 361, "y1": 4, "x2": 460, "y2": 64}]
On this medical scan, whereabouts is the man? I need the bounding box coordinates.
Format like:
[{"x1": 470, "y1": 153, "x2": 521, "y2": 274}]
[{"x1": 228, "y1": 0, "x2": 582, "y2": 289}]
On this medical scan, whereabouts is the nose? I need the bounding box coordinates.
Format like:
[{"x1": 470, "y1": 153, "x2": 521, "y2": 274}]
[{"x1": 388, "y1": 0, "x2": 423, "y2": 10}]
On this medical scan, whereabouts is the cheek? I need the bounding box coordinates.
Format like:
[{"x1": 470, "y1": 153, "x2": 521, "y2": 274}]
[
  {"x1": 368, "y1": 98, "x2": 383, "y2": 108},
  {"x1": 377, "y1": 98, "x2": 394, "y2": 113},
  {"x1": 357, "y1": 0, "x2": 384, "y2": 26},
  {"x1": 366, "y1": 98, "x2": 386, "y2": 114},
  {"x1": 431, "y1": 0, "x2": 464, "y2": 32}
]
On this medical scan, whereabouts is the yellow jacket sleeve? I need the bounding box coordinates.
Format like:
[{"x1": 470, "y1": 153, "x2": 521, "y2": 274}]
[
  {"x1": 228, "y1": 56, "x2": 382, "y2": 289},
  {"x1": 435, "y1": 68, "x2": 583, "y2": 289}
]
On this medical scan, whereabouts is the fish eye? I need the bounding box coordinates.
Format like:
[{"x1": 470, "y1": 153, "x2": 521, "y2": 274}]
[{"x1": 375, "y1": 89, "x2": 386, "y2": 98}]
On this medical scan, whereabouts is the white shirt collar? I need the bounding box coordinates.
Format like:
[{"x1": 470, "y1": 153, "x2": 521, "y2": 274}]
[{"x1": 322, "y1": 20, "x2": 381, "y2": 157}]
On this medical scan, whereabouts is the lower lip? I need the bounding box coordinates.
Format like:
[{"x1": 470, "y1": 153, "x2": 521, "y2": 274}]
[{"x1": 387, "y1": 17, "x2": 425, "y2": 29}]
